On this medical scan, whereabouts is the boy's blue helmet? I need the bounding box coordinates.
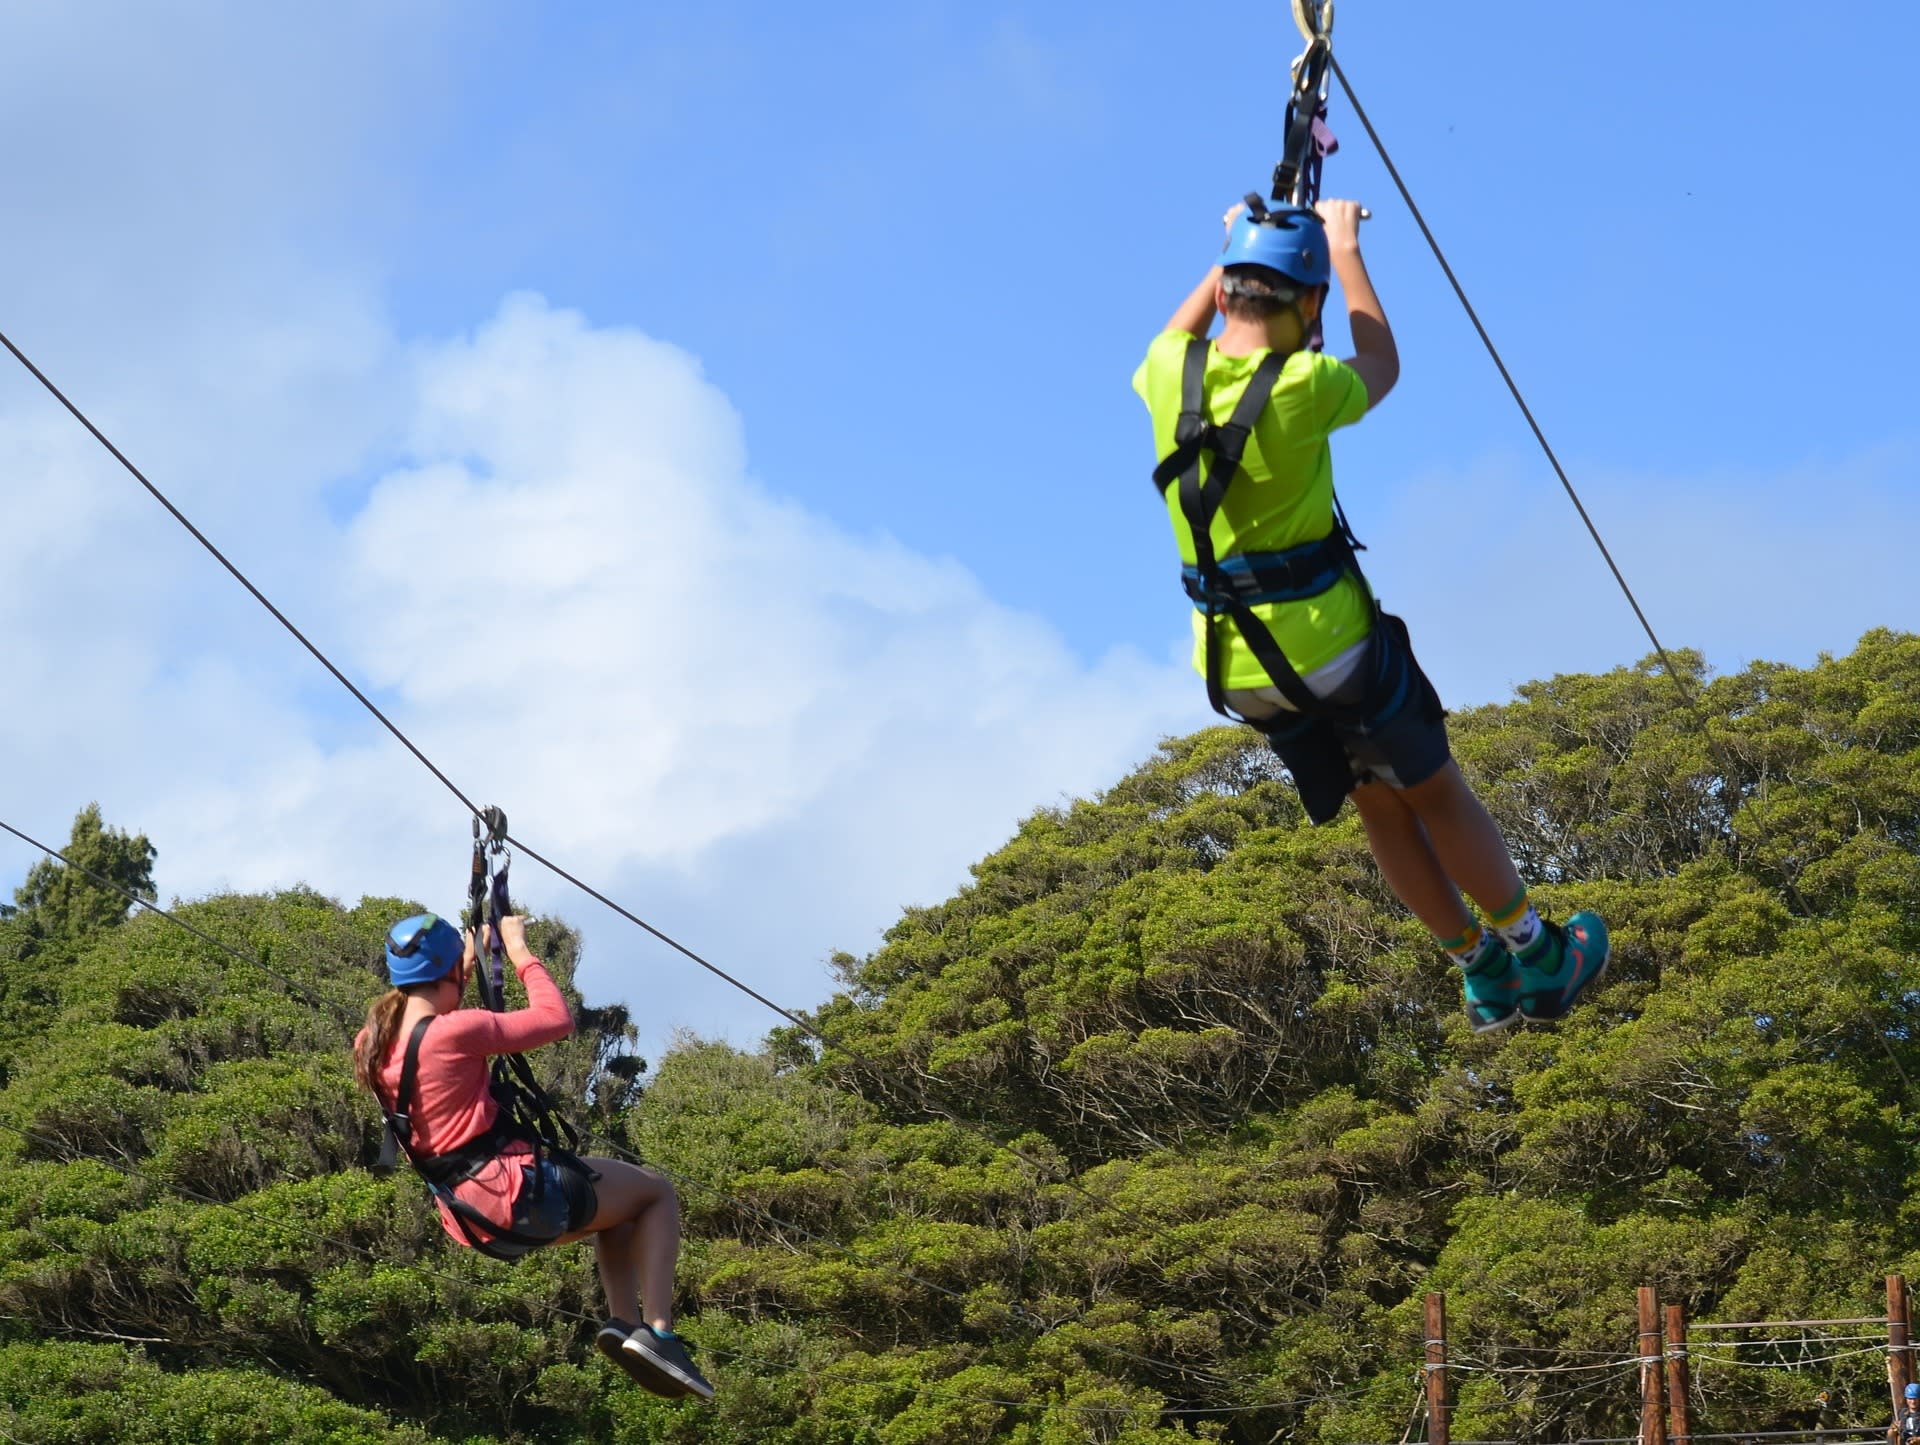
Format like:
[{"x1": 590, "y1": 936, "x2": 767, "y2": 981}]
[
  {"x1": 1907, "y1": 1383, "x2": 1918, "y2": 1401},
  {"x1": 385, "y1": 913, "x2": 464, "y2": 987},
  {"x1": 1221, "y1": 207, "x2": 1330, "y2": 287}
]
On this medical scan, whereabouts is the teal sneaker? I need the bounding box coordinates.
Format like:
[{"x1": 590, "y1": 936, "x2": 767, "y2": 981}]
[
  {"x1": 1515, "y1": 913, "x2": 1610, "y2": 1022},
  {"x1": 1459, "y1": 940, "x2": 1523, "y2": 1034}
]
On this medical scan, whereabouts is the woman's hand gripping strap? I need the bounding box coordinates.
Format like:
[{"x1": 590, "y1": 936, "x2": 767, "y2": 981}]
[{"x1": 468, "y1": 805, "x2": 511, "y2": 1011}]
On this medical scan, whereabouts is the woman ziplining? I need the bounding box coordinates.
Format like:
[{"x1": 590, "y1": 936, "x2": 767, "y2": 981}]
[{"x1": 352, "y1": 906, "x2": 715, "y2": 1402}]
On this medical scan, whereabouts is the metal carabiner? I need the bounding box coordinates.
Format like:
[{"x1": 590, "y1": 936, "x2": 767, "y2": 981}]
[
  {"x1": 1273, "y1": 35, "x2": 1331, "y2": 205},
  {"x1": 1291, "y1": 0, "x2": 1333, "y2": 45}
]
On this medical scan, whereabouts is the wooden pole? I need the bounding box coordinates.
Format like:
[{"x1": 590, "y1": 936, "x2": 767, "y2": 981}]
[
  {"x1": 1665, "y1": 1302, "x2": 1691, "y2": 1445},
  {"x1": 1425, "y1": 1291, "x2": 1450, "y2": 1445},
  {"x1": 1640, "y1": 1287, "x2": 1667, "y2": 1445},
  {"x1": 1889, "y1": 1274, "x2": 1912, "y2": 1430}
]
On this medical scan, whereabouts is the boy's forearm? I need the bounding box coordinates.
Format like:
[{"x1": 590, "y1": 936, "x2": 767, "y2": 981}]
[
  {"x1": 1164, "y1": 266, "x2": 1223, "y2": 336},
  {"x1": 1332, "y1": 247, "x2": 1396, "y2": 368}
]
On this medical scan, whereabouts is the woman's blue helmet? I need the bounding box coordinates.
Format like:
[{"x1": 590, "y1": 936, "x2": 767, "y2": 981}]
[
  {"x1": 1221, "y1": 206, "x2": 1330, "y2": 287},
  {"x1": 385, "y1": 913, "x2": 464, "y2": 987}
]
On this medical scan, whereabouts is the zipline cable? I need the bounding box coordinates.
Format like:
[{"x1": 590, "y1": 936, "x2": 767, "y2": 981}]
[
  {"x1": 0, "y1": 816, "x2": 363, "y2": 1036},
  {"x1": 0, "y1": 1093, "x2": 1386, "y2": 1422},
  {"x1": 498, "y1": 832, "x2": 813, "y2": 1035},
  {"x1": 0, "y1": 815, "x2": 1257, "y2": 1396},
  {"x1": 0, "y1": 323, "x2": 813, "y2": 1039},
  {"x1": 1324, "y1": 56, "x2": 1695, "y2": 703},
  {"x1": 1323, "y1": 56, "x2": 1912, "y2": 1092},
  {"x1": 0, "y1": 330, "x2": 489, "y2": 816}
]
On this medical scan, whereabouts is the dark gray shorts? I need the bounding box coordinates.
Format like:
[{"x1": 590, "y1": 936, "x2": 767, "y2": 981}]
[
  {"x1": 1239, "y1": 615, "x2": 1451, "y2": 825},
  {"x1": 499, "y1": 1155, "x2": 599, "y2": 1255}
]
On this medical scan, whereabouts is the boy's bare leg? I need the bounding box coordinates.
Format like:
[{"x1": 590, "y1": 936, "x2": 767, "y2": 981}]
[
  {"x1": 1393, "y1": 761, "x2": 1525, "y2": 913},
  {"x1": 1349, "y1": 780, "x2": 1475, "y2": 937}
]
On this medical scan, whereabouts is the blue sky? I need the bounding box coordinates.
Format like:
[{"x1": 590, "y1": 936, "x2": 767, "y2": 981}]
[
  {"x1": 360, "y1": 0, "x2": 1920, "y2": 670},
  {"x1": 2, "y1": 2, "x2": 1915, "y2": 1055}
]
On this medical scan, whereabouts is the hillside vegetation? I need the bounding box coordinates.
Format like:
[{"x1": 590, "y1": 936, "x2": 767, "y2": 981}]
[{"x1": 0, "y1": 631, "x2": 1916, "y2": 1444}]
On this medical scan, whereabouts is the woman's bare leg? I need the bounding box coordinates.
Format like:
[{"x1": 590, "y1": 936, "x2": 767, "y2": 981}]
[{"x1": 557, "y1": 1157, "x2": 681, "y2": 1331}]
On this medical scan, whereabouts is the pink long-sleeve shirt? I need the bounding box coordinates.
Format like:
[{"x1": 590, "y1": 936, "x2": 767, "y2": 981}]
[{"x1": 362, "y1": 959, "x2": 574, "y2": 1244}]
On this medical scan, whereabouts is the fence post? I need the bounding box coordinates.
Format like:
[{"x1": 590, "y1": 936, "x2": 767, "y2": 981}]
[
  {"x1": 1665, "y1": 1301, "x2": 1691, "y2": 1445},
  {"x1": 1425, "y1": 1291, "x2": 1450, "y2": 1445},
  {"x1": 1640, "y1": 1287, "x2": 1667, "y2": 1445},
  {"x1": 1890, "y1": 1274, "x2": 1912, "y2": 1433}
]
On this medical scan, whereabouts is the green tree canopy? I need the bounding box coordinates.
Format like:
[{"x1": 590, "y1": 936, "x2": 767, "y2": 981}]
[
  {"x1": 11, "y1": 803, "x2": 156, "y2": 942},
  {"x1": 0, "y1": 636, "x2": 1915, "y2": 1442}
]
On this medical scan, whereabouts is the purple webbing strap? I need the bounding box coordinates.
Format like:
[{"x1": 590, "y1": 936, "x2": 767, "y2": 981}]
[
  {"x1": 1280, "y1": 66, "x2": 1341, "y2": 352},
  {"x1": 486, "y1": 856, "x2": 511, "y2": 1007}
]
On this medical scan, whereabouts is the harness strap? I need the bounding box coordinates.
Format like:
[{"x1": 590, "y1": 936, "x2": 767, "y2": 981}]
[
  {"x1": 1152, "y1": 337, "x2": 1400, "y2": 730},
  {"x1": 469, "y1": 818, "x2": 504, "y2": 1011},
  {"x1": 378, "y1": 1016, "x2": 564, "y2": 1260},
  {"x1": 461, "y1": 805, "x2": 582, "y2": 1160},
  {"x1": 1180, "y1": 535, "x2": 1350, "y2": 607},
  {"x1": 491, "y1": 1052, "x2": 584, "y2": 1157},
  {"x1": 390, "y1": 1016, "x2": 431, "y2": 1146},
  {"x1": 1274, "y1": 37, "x2": 1332, "y2": 207},
  {"x1": 1149, "y1": 336, "x2": 1223, "y2": 494}
]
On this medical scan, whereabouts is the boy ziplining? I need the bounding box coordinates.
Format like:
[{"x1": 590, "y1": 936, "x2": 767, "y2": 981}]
[{"x1": 1135, "y1": 198, "x2": 1608, "y2": 1030}]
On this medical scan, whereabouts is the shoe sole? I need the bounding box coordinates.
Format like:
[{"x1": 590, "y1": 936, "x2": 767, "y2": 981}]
[
  {"x1": 595, "y1": 1322, "x2": 635, "y2": 1369},
  {"x1": 1519, "y1": 923, "x2": 1611, "y2": 1023},
  {"x1": 622, "y1": 1336, "x2": 711, "y2": 1401},
  {"x1": 1468, "y1": 1005, "x2": 1521, "y2": 1035},
  {"x1": 1463, "y1": 970, "x2": 1523, "y2": 1035},
  {"x1": 601, "y1": 1327, "x2": 691, "y2": 1399}
]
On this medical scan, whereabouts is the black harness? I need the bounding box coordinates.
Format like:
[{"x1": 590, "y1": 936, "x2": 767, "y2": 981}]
[
  {"x1": 376, "y1": 1016, "x2": 567, "y2": 1258},
  {"x1": 371, "y1": 804, "x2": 592, "y2": 1262},
  {"x1": 1150, "y1": 336, "x2": 1411, "y2": 730}
]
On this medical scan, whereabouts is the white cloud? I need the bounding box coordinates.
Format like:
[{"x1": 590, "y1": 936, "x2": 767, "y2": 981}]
[
  {"x1": 0, "y1": 0, "x2": 1198, "y2": 1060},
  {"x1": 4, "y1": 0, "x2": 1914, "y2": 1068},
  {"x1": 2, "y1": 289, "x2": 1197, "y2": 1057},
  {"x1": 1349, "y1": 444, "x2": 1920, "y2": 708},
  {"x1": 325, "y1": 295, "x2": 1196, "y2": 1036},
  {"x1": 9, "y1": 282, "x2": 1915, "y2": 1061}
]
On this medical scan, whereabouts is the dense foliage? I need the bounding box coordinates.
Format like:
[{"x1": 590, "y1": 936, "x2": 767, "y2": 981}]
[{"x1": 0, "y1": 631, "x2": 1916, "y2": 1443}]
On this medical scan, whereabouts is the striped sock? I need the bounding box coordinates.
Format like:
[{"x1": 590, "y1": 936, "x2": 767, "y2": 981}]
[
  {"x1": 1488, "y1": 887, "x2": 1543, "y2": 954},
  {"x1": 1438, "y1": 922, "x2": 1498, "y2": 970}
]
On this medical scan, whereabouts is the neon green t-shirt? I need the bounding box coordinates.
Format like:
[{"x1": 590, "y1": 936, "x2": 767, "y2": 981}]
[{"x1": 1133, "y1": 330, "x2": 1372, "y2": 689}]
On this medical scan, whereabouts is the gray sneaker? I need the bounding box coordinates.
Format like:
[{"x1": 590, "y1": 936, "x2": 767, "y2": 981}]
[
  {"x1": 595, "y1": 1318, "x2": 635, "y2": 1364},
  {"x1": 622, "y1": 1326, "x2": 714, "y2": 1401},
  {"x1": 597, "y1": 1319, "x2": 686, "y2": 1397}
]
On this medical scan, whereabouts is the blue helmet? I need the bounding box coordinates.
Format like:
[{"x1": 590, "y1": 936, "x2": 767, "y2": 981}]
[
  {"x1": 385, "y1": 913, "x2": 464, "y2": 987},
  {"x1": 1906, "y1": 1383, "x2": 1918, "y2": 1401},
  {"x1": 1220, "y1": 206, "x2": 1329, "y2": 287}
]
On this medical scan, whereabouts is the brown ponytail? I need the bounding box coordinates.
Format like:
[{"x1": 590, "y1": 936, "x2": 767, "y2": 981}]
[{"x1": 353, "y1": 988, "x2": 411, "y2": 1096}]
